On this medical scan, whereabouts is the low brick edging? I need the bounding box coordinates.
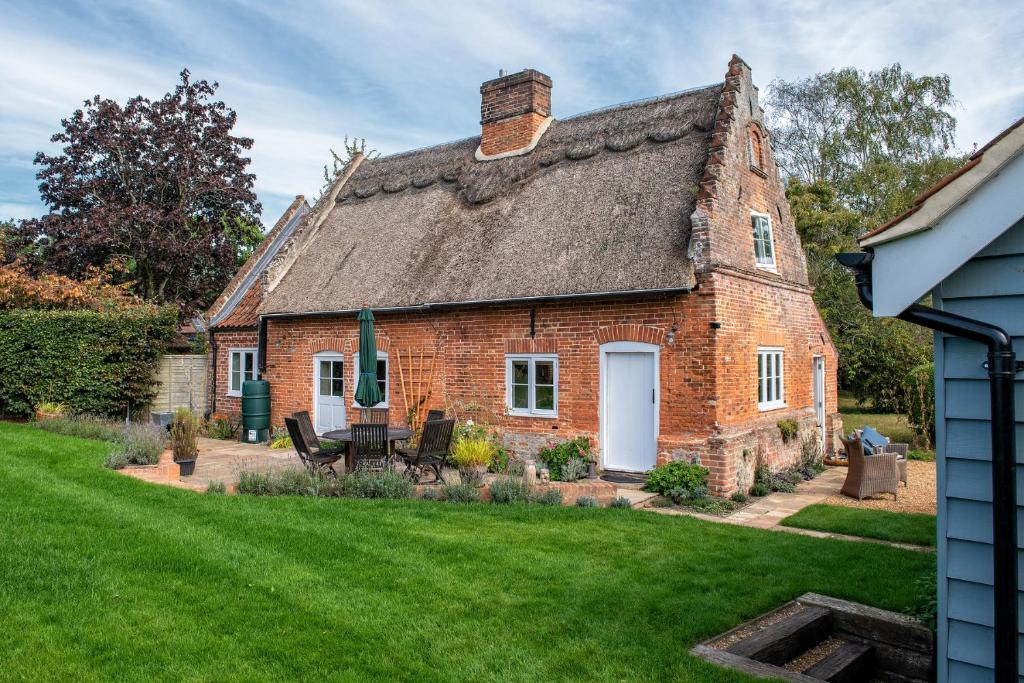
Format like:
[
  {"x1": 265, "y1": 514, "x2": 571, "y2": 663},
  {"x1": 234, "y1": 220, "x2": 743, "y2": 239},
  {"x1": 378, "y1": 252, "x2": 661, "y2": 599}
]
[{"x1": 532, "y1": 479, "x2": 616, "y2": 505}]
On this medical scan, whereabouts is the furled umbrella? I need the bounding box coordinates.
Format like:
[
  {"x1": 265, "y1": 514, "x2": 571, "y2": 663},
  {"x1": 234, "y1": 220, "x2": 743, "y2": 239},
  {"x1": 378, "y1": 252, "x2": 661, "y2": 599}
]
[{"x1": 354, "y1": 306, "x2": 383, "y2": 409}]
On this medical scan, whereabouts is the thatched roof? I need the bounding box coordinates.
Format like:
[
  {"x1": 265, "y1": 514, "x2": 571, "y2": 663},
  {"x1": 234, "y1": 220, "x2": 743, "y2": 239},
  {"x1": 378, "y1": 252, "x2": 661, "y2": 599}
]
[{"x1": 264, "y1": 84, "x2": 721, "y2": 314}]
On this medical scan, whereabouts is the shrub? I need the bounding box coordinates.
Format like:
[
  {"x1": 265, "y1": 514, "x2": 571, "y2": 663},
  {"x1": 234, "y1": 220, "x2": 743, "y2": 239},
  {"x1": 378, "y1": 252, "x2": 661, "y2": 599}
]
[
  {"x1": 269, "y1": 427, "x2": 292, "y2": 450},
  {"x1": 450, "y1": 438, "x2": 494, "y2": 469},
  {"x1": 682, "y1": 497, "x2": 737, "y2": 515},
  {"x1": 489, "y1": 477, "x2": 531, "y2": 504},
  {"x1": 117, "y1": 422, "x2": 165, "y2": 465},
  {"x1": 532, "y1": 488, "x2": 563, "y2": 506},
  {"x1": 237, "y1": 470, "x2": 273, "y2": 495},
  {"x1": 797, "y1": 435, "x2": 825, "y2": 479},
  {"x1": 441, "y1": 482, "x2": 480, "y2": 503},
  {"x1": 610, "y1": 496, "x2": 633, "y2": 509},
  {"x1": 104, "y1": 451, "x2": 129, "y2": 470},
  {"x1": 38, "y1": 415, "x2": 123, "y2": 442},
  {"x1": 206, "y1": 481, "x2": 227, "y2": 494},
  {"x1": 536, "y1": 437, "x2": 592, "y2": 481},
  {"x1": 908, "y1": 450, "x2": 935, "y2": 462},
  {"x1": 643, "y1": 461, "x2": 709, "y2": 496},
  {"x1": 205, "y1": 414, "x2": 238, "y2": 440},
  {"x1": 34, "y1": 401, "x2": 68, "y2": 417},
  {"x1": 904, "y1": 362, "x2": 936, "y2": 449},
  {"x1": 777, "y1": 420, "x2": 799, "y2": 443},
  {"x1": 749, "y1": 482, "x2": 770, "y2": 497},
  {"x1": 0, "y1": 306, "x2": 177, "y2": 417},
  {"x1": 420, "y1": 487, "x2": 439, "y2": 501},
  {"x1": 559, "y1": 457, "x2": 587, "y2": 483},
  {"x1": 341, "y1": 467, "x2": 414, "y2": 499},
  {"x1": 649, "y1": 497, "x2": 674, "y2": 508},
  {"x1": 730, "y1": 491, "x2": 749, "y2": 504},
  {"x1": 170, "y1": 408, "x2": 199, "y2": 462},
  {"x1": 575, "y1": 496, "x2": 599, "y2": 508}
]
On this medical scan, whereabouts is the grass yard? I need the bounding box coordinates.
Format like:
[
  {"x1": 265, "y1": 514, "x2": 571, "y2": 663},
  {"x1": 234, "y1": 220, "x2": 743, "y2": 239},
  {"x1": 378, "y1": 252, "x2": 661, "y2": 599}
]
[
  {"x1": 0, "y1": 421, "x2": 934, "y2": 681},
  {"x1": 781, "y1": 504, "x2": 937, "y2": 547}
]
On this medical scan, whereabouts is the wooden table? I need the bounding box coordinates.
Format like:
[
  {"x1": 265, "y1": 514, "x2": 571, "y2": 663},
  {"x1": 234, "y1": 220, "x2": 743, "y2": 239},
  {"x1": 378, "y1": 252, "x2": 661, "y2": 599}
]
[{"x1": 322, "y1": 427, "x2": 413, "y2": 471}]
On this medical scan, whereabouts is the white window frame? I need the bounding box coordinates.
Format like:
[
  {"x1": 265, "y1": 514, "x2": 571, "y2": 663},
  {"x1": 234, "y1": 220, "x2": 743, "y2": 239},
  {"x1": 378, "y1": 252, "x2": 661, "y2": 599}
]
[
  {"x1": 351, "y1": 350, "x2": 388, "y2": 408},
  {"x1": 227, "y1": 348, "x2": 258, "y2": 397},
  {"x1": 757, "y1": 347, "x2": 785, "y2": 411},
  {"x1": 505, "y1": 354, "x2": 558, "y2": 418},
  {"x1": 751, "y1": 211, "x2": 777, "y2": 271}
]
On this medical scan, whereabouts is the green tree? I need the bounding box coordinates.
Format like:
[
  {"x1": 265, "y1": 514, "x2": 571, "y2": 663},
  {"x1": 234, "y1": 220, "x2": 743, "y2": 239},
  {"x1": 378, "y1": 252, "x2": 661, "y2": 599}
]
[{"x1": 767, "y1": 64, "x2": 962, "y2": 413}]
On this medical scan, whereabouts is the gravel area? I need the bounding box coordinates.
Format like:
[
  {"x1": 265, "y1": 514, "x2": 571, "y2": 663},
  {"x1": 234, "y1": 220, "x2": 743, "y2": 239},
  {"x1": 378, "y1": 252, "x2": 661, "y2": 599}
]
[
  {"x1": 708, "y1": 603, "x2": 805, "y2": 650},
  {"x1": 784, "y1": 637, "x2": 844, "y2": 672},
  {"x1": 822, "y1": 460, "x2": 936, "y2": 514}
]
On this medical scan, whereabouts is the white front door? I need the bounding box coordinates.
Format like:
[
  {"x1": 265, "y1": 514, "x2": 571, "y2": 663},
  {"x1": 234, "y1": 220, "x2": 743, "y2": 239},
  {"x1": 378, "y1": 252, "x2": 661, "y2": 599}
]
[
  {"x1": 314, "y1": 354, "x2": 346, "y2": 434},
  {"x1": 813, "y1": 356, "x2": 826, "y2": 449},
  {"x1": 602, "y1": 347, "x2": 658, "y2": 472}
]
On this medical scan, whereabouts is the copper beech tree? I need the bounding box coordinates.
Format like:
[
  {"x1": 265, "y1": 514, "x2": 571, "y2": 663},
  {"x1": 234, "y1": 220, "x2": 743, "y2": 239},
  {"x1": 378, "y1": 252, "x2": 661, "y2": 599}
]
[{"x1": 11, "y1": 70, "x2": 262, "y2": 314}]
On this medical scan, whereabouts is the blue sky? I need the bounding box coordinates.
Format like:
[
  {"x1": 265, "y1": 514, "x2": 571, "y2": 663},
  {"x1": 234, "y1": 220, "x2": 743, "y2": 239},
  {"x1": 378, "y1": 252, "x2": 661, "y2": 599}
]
[{"x1": 1, "y1": 0, "x2": 1022, "y2": 224}]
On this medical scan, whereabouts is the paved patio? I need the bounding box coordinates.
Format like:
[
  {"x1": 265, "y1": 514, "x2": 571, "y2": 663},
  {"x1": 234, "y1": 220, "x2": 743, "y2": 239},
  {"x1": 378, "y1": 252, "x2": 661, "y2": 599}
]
[{"x1": 120, "y1": 438, "x2": 301, "y2": 492}]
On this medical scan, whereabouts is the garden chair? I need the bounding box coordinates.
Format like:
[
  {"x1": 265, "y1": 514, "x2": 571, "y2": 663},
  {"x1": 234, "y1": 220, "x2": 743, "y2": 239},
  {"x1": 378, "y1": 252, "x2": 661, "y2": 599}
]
[
  {"x1": 396, "y1": 419, "x2": 454, "y2": 484},
  {"x1": 351, "y1": 423, "x2": 390, "y2": 471},
  {"x1": 839, "y1": 433, "x2": 899, "y2": 501},
  {"x1": 881, "y1": 442, "x2": 909, "y2": 485},
  {"x1": 292, "y1": 411, "x2": 346, "y2": 459},
  {"x1": 425, "y1": 409, "x2": 445, "y2": 422},
  {"x1": 358, "y1": 407, "x2": 389, "y2": 425},
  {"x1": 284, "y1": 417, "x2": 340, "y2": 478}
]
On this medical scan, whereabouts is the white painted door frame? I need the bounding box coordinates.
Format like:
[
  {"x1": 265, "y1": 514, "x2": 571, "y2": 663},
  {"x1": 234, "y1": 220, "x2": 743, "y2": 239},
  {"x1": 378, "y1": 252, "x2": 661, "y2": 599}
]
[
  {"x1": 313, "y1": 352, "x2": 346, "y2": 435},
  {"x1": 599, "y1": 341, "x2": 660, "y2": 472},
  {"x1": 813, "y1": 355, "x2": 826, "y2": 450}
]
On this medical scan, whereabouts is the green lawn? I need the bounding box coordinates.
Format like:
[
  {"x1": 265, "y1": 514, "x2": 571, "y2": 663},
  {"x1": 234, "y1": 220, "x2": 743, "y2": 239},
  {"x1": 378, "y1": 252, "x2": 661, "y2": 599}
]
[
  {"x1": 781, "y1": 504, "x2": 937, "y2": 547},
  {"x1": 0, "y1": 421, "x2": 934, "y2": 681}
]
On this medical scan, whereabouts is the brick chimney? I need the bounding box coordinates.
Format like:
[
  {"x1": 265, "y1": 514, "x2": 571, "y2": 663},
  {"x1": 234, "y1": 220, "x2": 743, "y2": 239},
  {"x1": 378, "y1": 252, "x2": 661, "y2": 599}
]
[{"x1": 477, "y1": 69, "x2": 553, "y2": 159}]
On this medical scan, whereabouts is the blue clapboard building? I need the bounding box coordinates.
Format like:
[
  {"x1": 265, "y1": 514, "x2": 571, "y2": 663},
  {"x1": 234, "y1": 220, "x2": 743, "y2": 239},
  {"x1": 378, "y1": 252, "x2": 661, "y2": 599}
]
[{"x1": 858, "y1": 117, "x2": 1024, "y2": 682}]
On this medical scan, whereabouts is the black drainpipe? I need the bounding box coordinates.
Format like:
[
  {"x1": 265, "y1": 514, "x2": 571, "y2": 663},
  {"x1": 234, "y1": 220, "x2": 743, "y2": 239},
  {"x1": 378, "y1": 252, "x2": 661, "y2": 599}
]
[
  {"x1": 208, "y1": 329, "x2": 218, "y2": 417},
  {"x1": 838, "y1": 251, "x2": 1019, "y2": 682}
]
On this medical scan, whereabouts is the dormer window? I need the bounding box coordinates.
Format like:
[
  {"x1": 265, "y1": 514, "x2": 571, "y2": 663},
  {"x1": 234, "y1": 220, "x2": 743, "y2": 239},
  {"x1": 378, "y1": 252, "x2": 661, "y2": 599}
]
[
  {"x1": 752, "y1": 212, "x2": 776, "y2": 270},
  {"x1": 748, "y1": 128, "x2": 764, "y2": 170}
]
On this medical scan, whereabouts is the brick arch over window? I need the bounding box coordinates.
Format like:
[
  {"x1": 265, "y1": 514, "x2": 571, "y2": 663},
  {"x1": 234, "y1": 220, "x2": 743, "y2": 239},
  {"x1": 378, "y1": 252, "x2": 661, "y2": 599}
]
[
  {"x1": 308, "y1": 338, "x2": 352, "y2": 354},
  {"x1": 595, "y1": 324, "x2": 666, "y2": 346}
]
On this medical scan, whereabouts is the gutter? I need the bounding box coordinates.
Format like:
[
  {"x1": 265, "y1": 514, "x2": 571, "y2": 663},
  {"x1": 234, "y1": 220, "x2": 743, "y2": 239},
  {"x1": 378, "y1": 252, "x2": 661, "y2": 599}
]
[
  {"x1": 837, "y1": 251, "x2": 1019, "y2": 683},
  {"x1": 254, "y1": 285, "x2": 691, "y2": 375}
]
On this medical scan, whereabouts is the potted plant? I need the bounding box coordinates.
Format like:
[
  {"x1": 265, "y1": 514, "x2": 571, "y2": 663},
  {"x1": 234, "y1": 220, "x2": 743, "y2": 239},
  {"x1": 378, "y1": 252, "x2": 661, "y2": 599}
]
[
  {"x1": 451, "y1": 437, "x2": 494, "y2": 487},
  {"x1": 170, "y1": 407, "x2": 199, "y2": 476}
]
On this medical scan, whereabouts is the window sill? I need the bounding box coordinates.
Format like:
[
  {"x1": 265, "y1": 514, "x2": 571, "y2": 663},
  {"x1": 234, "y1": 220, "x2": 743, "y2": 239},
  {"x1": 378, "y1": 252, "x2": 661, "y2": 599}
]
[
  {"x1": 227, "y1": 391, "x2": 242, "y2": 398},
  {"x1": 749, "y1": 164, "x2": 768, "y2": 178},
  {"x1": 507, "y1": 410, "x2": 558, "y2": 419},
  {"x1": 758, "y1": 402, "x2": 787, "y2": 412},
  {"x1": 755, "y1": 263, "x2": 778, "y2": 273}
]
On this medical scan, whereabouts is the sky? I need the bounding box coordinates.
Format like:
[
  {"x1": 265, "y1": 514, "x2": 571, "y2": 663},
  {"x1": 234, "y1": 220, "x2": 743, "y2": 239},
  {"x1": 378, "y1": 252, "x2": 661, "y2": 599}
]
[{"x1": 1, "y1": 0, "x2": 1022, "y2": 225}]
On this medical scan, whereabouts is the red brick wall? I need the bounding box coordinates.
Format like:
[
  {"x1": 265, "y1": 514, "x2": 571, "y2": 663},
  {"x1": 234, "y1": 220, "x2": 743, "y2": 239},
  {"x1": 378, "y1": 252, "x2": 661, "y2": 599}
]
[{"x1": 208, "y1": 329, "x2": 258, "y2": 419}]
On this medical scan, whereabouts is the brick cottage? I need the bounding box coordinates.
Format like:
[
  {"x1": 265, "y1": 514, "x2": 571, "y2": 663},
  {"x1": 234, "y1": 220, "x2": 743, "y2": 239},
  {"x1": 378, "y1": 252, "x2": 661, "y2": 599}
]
[{"x1": 205, "y1": 55, "x2": 839, "y2": 494}]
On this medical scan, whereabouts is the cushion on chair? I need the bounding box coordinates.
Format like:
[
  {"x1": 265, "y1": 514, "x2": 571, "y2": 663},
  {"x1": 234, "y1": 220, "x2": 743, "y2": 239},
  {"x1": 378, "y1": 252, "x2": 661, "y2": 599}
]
[{"x1": 860, "y1": 426, "x2": 889, "y2": 453}]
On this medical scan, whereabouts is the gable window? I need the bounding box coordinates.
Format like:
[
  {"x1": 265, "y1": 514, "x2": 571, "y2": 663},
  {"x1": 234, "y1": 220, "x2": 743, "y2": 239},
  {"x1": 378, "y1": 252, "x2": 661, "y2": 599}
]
[
  {"x1": 228, "y1": 348, "x2": 258, "y2": 396},
  {"x1": 506, "y1": 354, "x2": 557, "y2": 417},
  {"x1": 752, "y1": 212, "x2": 776, "y2": 270},
  {"x1": 352, "y1": 351, "x2": 388, "y2": 407},
  {"x1": 757, "y1": 347, "x2": 784, "y2": 410}
]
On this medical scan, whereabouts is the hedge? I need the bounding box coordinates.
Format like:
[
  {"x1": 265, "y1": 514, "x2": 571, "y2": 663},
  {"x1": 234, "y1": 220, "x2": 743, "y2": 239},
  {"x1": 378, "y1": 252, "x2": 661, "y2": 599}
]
[{"x1": 0, "y1": 306, "x2": 177, "y2": 417}]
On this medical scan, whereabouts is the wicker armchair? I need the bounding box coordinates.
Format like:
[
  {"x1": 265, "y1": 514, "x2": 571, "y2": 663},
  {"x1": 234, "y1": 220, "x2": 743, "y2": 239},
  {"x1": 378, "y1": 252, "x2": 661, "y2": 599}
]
[
  {"x1": 840, "y1": 434, "x2": 899, "y2": 501},
  {"x1": 881, "y1": 442, "x2": 909, "y2": 486}
]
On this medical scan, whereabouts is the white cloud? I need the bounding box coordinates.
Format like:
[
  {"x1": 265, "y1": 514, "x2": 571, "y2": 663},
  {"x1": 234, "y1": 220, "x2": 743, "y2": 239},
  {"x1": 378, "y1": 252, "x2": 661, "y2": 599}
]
[{"x1": 0, "y1": 0, "x2": 1021, "y2": 225}]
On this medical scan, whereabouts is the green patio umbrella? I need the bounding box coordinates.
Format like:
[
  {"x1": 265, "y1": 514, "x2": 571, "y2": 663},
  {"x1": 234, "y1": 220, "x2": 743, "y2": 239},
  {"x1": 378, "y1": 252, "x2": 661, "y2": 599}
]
[{"x1": 354, "y1": 306, "x2": 383, "y2": 408}]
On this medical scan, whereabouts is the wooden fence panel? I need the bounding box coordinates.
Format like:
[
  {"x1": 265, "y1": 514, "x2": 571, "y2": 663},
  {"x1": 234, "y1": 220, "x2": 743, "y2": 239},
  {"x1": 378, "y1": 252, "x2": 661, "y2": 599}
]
[{"x1": 151, "y1": 354, "x2": 207, "y2": 415}]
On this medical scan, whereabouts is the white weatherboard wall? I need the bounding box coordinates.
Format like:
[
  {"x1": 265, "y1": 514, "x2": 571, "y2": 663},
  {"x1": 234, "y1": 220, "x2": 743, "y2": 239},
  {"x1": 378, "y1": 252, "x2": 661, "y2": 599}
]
[{"x1": 932, "y1": 220, "x2": 1024, "y2": 682}]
